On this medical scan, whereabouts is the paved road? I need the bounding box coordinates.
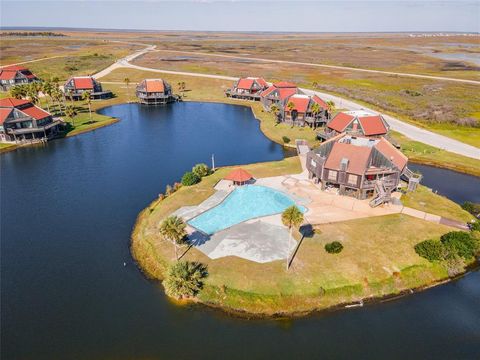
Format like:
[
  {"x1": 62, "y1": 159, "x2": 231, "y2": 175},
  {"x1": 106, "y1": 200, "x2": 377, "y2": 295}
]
[
  {"x1": 152, "y1": 49, "x2": 480, "y2": 86},
  {"x1": 94, "y1": 47, "x2": 480, "y2": 160}
]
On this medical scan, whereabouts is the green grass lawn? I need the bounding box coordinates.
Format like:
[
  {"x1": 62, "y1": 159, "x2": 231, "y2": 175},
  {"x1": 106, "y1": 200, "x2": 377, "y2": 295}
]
[
  {"x1": 401, "y1": 185, "x2": 474, "y2": 223},
  {"x1": 131, "y1": 156, "x2": 466, "y2": 315}
]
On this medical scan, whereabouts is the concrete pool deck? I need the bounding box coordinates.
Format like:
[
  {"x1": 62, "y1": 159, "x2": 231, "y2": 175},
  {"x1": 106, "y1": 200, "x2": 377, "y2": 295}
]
[{"x1": 172, "y1": 169, "x2": 458, "y2": 263}]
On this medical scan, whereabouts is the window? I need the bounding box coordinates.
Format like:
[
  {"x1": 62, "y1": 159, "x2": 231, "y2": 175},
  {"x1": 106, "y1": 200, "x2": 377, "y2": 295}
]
[
  {"x1": 328, "y1": 170, "x2": 337, "y2": 181},
  {"x1": 347, "y1": 174, "x2": 358, "y2": 186}
]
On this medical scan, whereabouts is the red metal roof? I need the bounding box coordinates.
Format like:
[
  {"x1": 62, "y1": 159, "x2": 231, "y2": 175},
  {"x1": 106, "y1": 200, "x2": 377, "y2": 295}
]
[
  {"x1": 0, "y1": 70, "x2": 16, "y2": 80},
  {"x1": 278, "y1": 88, "x2": 297, "y2": 101},
  {"x1": 0, "y1": 98, "x2": 30, "y2": 107},
  {"x1": 311, "y1": 95, "x2": 328, "y2": 109},
  {"x1": 325, "y1": 142, "x2": 372, "y2": 175},
  {"x1": 236, "y1": 78, "x2": 254, "y2": 90},
  {"x1": 20, "y1": 105, "x2": 51, "y2": 121},
  {"x1": 224, "y1": 168, "x2": 253, "y2": 182},
  {"x1": 260, "y1": 85, "x2": 276, "y2": 97},
  {"x1": 286, "y1": 96, "x2": 310, "y2": 113},
  {"x1": 0, "y1": 108, "x2": 12, "y2": 125},
  {"x1": 256, "y1": 78, "x2": 267, "y2": 87},
  {"x1": 375, "y1": 137, "x2": 408, "y2": 170},
  {"x1": 72, "y1": 77, "x2": 94, "y2": 90},
  {"x1": 144, "y1": 79, "x2": 165, "y2": 93},
  {"x1": 1, "y1": 65, "x2": 28, "y2": 71},
  {"x1": 327, "y1": 112, "x2": 355, "y2": 132},
  {"x1": 274, "y1": 81, "x2": 297, "y2": 88},
  {"x1": 358, "y1": 115, "x2": 388, "y2": 136}
]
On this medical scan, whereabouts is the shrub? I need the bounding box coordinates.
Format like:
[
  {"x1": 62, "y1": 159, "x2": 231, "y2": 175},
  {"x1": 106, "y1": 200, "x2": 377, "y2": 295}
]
[
  {"x1": 282, "y1": 136, "x2": 290, "y2": 144},
  {"x1": 181, "y1": 171, "x2": 200, "y2": 186},
  {"x1": 192, "y1": 163, "x2": 211, "y2": 178},
  {"x1": 440, "y1": 231, "x2": 477, "y2": 259},
  {"x1": 414, "y1": 239, "x2": 446, "y2": 261},
  {"x1": 165, "y1": 184, "x2": 173, "y2": 196},
  {"x1": 173, "y1": 182, "x2": 182, "y2": 191},
  {"x1": 470, "y1": 221, "x2": 480, "y2": 232},
  {"x1": 325, "y1": 241, "x2": 343, "y2": 254},
  {"x1": 163, "y1": 261, "x2": 208, "y2": 299},
  {"x1": 462, "y1": 201, "x2": 480, "y2": 217},
  {"x1": 444, "y1": 253, "x2": 466, "y2": 277}
]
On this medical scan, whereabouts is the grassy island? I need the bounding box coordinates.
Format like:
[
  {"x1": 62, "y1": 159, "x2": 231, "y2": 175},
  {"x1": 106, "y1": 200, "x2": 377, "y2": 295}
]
[{"x1": 132, "y1": 156, "x2": 477, "y2": 316}]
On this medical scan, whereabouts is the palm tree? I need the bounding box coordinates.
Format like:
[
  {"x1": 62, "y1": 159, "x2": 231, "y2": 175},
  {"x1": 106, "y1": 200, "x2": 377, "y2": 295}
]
[
  {"x1": 124, "y1": 77, "x2": 130, "y2": 102},
  {"x1": 270, "y1": 103, "x2": 281, "y2": 123},
  {"x1": 9, "y1": 85, "x2": 24, "y2": 99},
  {"x1": 82, "y1": 91, "x2": 92, "y2": 121},
  {"x1": 159, "y1": 215, "x2": 187, "y2": 260},
  {"x1": 287, "y1": 101, "x2": 297, "y2": 126},
  {"x1": 310, "y1": 102, "x2": 321, "y2": 129},
  {"x1": 281, "y1": 205, "x2": 304, "y2": 270},
  {"x1": 42, "y1": 80, "x2": 53, "y2": 112},
  {"x1": 65, "y1": 105, "x2": 77, "y2": 127},
  {"x1": 326, "y1": 100, "x2": 336, "y2": 119},
  {"x1": 52, "y1": 86, "x2": 65, "y2": 115},
  {"x1": 163, "y1": 261, "x2": 208, "y2": 299},
  {"x1": 26, "y1": 83, "x2": 39, "y2": 104},
  {"x1": 177, "y1": 81, "x2": 186, "y2": 98}
]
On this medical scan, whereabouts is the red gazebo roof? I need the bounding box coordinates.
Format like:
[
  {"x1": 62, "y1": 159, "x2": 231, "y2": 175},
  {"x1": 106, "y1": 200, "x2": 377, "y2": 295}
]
[{"x1": 224, "y1": 168, "x2": 253, "y2": 182}]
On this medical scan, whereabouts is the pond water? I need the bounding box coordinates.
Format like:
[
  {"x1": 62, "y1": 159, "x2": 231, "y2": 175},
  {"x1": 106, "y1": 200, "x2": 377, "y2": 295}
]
[
  {"x1": 427, "y1": 52, "x2": 480, "y2": 66},
  {"x1": 1, "y1": 102, "x2": 479, "y2": 360}
]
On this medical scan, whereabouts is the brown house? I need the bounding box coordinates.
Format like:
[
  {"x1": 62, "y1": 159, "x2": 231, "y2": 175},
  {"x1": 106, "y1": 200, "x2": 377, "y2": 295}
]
[
  {"x1": 306, "y1": 133, "x2": 419, "y2": 206},
  {"x1": 0, "y1": 65, "x2": 39, "y2": 90},
  {"x1": 0, "y1": 98, "x2": 62, "y2": 143},
  {"x1": 64, "y1": 76, "x2": 112, "y2": 100},
  {"x1": 260, "y1": 81, "x2": 302, "y2": 109},
  {"x1": 320, "y1": 111, "x2": 389, "y2": 141},
  {"x1": 225, "y1": 77, "x2": 268, "y2": 101},
  {"x1": 136, "y1": 79, "x2": 178, "y2": 105},
  {"x1": 282, "y1": 94, "x2": 330, "y2": 128}
]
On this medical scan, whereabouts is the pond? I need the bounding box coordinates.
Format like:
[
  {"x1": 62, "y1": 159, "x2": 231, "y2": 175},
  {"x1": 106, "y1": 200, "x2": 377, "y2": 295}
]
[{"x1": 1, "y1": 102, "x2": 479, "y2": 360}]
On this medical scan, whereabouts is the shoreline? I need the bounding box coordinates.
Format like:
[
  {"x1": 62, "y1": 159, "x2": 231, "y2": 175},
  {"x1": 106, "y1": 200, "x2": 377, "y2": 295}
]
[
  {"x1": 1, "y1": 97, "x2": 477, "y2": 178},
  {"x1": 130, "y1": 155, "x2": 478, "y2": 319}
]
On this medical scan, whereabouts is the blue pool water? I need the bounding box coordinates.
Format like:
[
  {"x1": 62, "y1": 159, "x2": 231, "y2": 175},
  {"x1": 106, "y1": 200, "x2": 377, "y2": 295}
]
[{"x1": 188, "y1": 185, "x2": 306, "y2": 235}]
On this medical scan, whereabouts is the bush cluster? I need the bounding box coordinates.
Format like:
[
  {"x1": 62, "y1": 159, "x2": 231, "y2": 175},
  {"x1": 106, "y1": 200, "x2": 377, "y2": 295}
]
[
  {"x1": 325, "y1": 241, "x2": 343, "y2": 254},
  {"x1": 414, "y1": 231, "x2": 480, "y2": 267},
  {"x1": 192, "y1": 163, "x2": 211, "y2": 178},
  {"x1": 282, "y1": 136, "x2": 291, "y2": 144},
  {"x1": 181, "y1": 171, "x2": 200, "y2": 186}
]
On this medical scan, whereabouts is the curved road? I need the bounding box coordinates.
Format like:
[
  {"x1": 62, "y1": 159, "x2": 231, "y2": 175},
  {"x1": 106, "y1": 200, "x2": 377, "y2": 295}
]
[
  {"x1": 151, "y1": 49, "x2": 480, "y2": 86},
  {"x1": 95, "y1": 46, "x2": 479, "y2": 160}
]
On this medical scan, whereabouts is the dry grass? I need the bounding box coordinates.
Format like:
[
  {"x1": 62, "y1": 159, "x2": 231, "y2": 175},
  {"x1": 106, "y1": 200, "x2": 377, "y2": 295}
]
[{"x1": 131, "y1": 155, "x2": 468, "y2": 315}]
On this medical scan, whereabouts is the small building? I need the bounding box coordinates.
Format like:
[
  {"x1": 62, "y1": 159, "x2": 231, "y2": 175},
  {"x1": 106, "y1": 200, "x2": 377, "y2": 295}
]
[
  {"x1": 319, "y1": 110, "x2": 389, "y2": 141},
  {"x1": 224, "y1": 168, "x2": 254, "y2": 186},
  {"x1": 225, "y1": 77, "x2": 268, "y2": 101},
  {"x1": 63, "y1": 76, "x2": 112, "y2": 100},
  {"x1": 0, "y1": 65, "x2": 39, "y2": 91},
  {"x1": 260, "y1": 81, "x2": 302, "y2": 110},
  {"x1": 136, "y1": 79, "x2": 178, "y2": 105},
  {"x1": 282, "y1": 94, "x2": 330, "y2": 128},
  {"x1": 306, "y1": 133, "x2": 418, "y2": 205},
  {"x1": 0, "y1": 98, "x2": 63, "y2": 143}
]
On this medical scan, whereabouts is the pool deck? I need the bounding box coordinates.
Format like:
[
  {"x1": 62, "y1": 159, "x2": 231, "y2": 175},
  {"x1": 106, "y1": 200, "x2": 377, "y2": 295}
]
[{"x1": 172, "y1": 164, "x2": 455, "y2": 263}]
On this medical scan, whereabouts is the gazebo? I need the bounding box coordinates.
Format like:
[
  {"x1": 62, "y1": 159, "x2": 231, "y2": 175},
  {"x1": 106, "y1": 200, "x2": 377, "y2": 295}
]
[{"x1": 224, "y1": 168, "x2": 254, "y2": 185}]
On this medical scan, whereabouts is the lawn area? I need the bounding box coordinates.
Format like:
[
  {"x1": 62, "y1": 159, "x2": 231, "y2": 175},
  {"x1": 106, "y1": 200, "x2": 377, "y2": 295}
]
[
  {"x1": 132, "y1": 156, "x2": 464, "y2": 315},
  {"x1": 401, "y1": 185, "x2": 474, "y2": 223},
  {"x1": 390, "y1": 131, "x2": 480, "y2": 177}
]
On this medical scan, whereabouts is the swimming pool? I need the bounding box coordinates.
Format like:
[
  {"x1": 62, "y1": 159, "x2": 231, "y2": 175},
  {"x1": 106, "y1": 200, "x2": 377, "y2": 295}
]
[{"x1": 188, "y1": 185, "x2": 306, "y2": 235}]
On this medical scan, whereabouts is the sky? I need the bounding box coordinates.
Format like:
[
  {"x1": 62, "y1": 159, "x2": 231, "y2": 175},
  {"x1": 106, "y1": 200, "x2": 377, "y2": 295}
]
[{"x1": 1, "y1": 1, "x2": 479, "y2": 33}]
